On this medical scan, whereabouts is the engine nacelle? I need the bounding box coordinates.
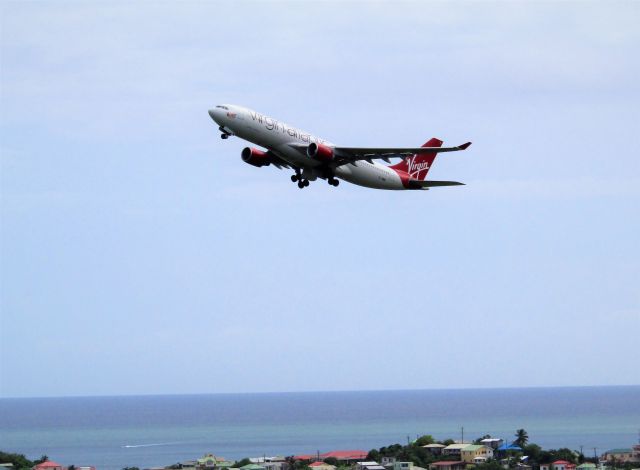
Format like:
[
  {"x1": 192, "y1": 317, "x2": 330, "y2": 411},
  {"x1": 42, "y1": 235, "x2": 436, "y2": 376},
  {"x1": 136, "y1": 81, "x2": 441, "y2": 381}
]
[
  {"x1": 307, "y1": 142, "x2": 334, "y2": 161},
  {"x1": 241, "y1": 147, "x2": 271, "y2": 167}
]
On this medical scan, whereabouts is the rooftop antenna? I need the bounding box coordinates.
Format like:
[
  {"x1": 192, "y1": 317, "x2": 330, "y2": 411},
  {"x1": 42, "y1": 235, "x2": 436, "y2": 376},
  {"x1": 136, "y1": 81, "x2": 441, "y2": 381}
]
[{"x1": 461, "y1": 426, "x2": 464, "y2": 444}]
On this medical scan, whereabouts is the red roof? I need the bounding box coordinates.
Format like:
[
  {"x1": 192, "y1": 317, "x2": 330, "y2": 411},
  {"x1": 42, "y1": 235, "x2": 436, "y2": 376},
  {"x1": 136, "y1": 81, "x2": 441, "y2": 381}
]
[
  {"x1": 310, "y1": 463, "x2": 332, "y2": 467},
  {"x1": 321, "y1": 451, "x2": 368, "y2": 460},
  {"x1": 294, "y1": 450, "x2": 368, "y2": 462},
  {"x1": 34, "y1": 463, "x2": 63, "y2": 469},
  {"x1": 553, "y1": 462, "x2": 571, "y2": 466}
]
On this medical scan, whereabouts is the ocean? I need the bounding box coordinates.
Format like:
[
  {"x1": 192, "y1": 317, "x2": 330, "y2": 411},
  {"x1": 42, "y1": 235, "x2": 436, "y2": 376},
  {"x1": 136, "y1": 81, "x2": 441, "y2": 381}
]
[{"x1": 1, "y1": 386, "x2": 639, "y2": 470}]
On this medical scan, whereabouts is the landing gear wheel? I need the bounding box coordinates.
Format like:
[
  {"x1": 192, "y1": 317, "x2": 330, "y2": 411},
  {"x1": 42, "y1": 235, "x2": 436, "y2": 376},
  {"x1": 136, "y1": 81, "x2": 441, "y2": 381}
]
[
  {"x1": 221, "y1": 134, "x2": 229, "y2": 139},
  {"x1": 332, "y1": 179, "x2": 340, "y2": 187},
  {"x1": 291, "y1": 174, "x2": 299, "y2": 182},
  {"x1": 303, "y1": 179, "x2": 310, "y2": 187},
  {"x1": 297, "y1": 181, "x2": 305, "y2": 189}
]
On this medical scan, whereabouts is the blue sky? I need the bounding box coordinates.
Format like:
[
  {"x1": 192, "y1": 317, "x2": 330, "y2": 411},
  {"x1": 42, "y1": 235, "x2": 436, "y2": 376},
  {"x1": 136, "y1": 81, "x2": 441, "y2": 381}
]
[{"x1": 1, "y1": 1, "x2": 639, "y2": 398}]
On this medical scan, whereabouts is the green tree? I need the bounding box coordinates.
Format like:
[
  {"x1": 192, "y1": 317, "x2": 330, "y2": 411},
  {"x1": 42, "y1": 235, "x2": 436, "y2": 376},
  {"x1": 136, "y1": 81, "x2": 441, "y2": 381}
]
[
  {"x1": 550, "y1": 449, "x2": 577, "y2": 464},
  {"x1": 0, "y1": 451, "x2": 35, "y2": 468},
  {"x1": 324, "y1": 457, "x2": 339, "y2": 466},
  {"x1": 232, "y1": 459, "x2": 253, "y2": 468},
  {"x1": 514, "y1": 429, "x2": 529, "y2": 448},
  {"x1": 367, "y1": 450, "x2": 381, "y2": 462},
  {"x1": 293, "y1": 460, "x2": 311, "y2": 470},
  {"x1": 415, "y1": 435, "x2": 435, "y2": 446},
  {"x1": 523, "y1": 444, "x2": 542, "y2": 463},
  {"x1": 475, "y1": 461, "x2": 505, "y2": 470}
]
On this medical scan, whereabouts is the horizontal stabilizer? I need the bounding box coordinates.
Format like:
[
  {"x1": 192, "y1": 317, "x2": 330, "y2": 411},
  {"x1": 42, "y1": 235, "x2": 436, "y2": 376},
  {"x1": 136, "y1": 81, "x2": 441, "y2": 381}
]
[{"x1": 412, "y1": 180, "x2": 465, "y2": 188}]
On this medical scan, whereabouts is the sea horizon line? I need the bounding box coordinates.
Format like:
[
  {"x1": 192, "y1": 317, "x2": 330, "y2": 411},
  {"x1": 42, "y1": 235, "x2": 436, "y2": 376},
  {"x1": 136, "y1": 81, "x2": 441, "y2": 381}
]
[{"x1": 2, "y1": 383, "x2": 638, "y2": 400}]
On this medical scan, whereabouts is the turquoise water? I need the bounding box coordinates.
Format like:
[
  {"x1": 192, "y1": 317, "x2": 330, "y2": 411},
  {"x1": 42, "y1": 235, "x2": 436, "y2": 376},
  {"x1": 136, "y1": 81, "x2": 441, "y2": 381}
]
[{"x1": 1, "y1": 386, "x2": 638, "y2": 470}]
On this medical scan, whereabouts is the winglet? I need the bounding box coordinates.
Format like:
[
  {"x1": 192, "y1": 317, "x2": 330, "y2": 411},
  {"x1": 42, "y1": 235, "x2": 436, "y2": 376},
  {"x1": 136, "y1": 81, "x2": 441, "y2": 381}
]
[{"x1": 458, "y1": 142, "x2": 472, "y2": 150}]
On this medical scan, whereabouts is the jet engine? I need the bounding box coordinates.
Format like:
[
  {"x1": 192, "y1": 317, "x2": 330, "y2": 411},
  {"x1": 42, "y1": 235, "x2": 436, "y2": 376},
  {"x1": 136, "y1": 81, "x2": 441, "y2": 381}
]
[
  {"x1": 307, "y1": 142, "x2": 334, "y2": 161},
  {"x1": 241, "y1": 147, "x2": 271, "y2": 167}
]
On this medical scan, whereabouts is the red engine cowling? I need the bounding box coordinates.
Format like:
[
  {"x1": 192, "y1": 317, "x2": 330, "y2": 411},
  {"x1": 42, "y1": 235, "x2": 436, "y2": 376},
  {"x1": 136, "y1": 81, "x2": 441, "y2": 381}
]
[
  {"x1": 241, "y1": 147, "x2": 271, "y2": 167},
  {"x1": 307, "y1": 142, "x2": 334, "y2": 161}
]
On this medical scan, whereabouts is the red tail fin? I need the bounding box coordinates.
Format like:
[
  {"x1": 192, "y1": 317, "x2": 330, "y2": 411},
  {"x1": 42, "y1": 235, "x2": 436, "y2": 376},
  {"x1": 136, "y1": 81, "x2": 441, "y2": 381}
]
[{"x1": 389, "y1": 138, "x2": 442, "y2": 181}]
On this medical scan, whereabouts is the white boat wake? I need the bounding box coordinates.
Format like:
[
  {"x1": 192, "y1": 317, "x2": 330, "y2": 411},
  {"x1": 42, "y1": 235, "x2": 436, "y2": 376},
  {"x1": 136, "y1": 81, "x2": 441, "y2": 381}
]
[{"x1": 122, "y1": 442, "x2": 179, "y2": 448}]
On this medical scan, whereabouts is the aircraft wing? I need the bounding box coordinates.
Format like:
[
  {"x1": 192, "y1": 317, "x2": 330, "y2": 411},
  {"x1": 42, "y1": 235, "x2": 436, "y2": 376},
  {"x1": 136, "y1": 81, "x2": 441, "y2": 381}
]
[
  {"x1": 266, "y1": 150, "x2": 299, "y2": 170},
  {"x1": 288, "y1": 142, "x2": 471, "y2": 164},
  {"x1": 335, "y1": 142, "x2": 471, "y2": 161}
]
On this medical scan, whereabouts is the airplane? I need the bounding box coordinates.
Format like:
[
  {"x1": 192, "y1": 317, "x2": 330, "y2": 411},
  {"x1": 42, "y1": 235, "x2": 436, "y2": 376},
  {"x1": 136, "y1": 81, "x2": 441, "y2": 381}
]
[{"x1": 208, "y1": 104, "x2": 471, "y2": 190}]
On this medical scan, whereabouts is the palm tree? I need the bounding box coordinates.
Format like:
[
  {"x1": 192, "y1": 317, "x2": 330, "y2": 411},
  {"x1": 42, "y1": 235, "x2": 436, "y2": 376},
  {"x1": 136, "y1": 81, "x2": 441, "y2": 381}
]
[{"x1": 514, "y1": 429, "x2": 529, "y2": 448}]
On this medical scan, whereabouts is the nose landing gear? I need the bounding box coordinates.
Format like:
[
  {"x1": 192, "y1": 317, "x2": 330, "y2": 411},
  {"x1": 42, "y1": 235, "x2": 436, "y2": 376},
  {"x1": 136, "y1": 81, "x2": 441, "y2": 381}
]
[
  {"x1": 328, "y1": 177, "x2": 340, "y2": 187},
  {"x1": 219, "y1": 126, "x2": 232, "y2": 139}
]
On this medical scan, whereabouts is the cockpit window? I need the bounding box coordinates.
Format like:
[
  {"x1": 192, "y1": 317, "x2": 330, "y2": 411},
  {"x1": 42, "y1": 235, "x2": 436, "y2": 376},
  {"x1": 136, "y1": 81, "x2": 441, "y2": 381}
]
[{"x1": 216, "y1": 105, "x2": 229, "y2": 110}]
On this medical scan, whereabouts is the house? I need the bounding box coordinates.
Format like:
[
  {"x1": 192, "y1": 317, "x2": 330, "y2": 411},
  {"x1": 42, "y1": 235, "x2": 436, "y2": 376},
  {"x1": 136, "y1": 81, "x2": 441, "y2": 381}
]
[
  {"x1": 422, "y1": 444, "x2": 446, "y2": 456},
  {"x1": 323, "y1": 451, "x2": 369, "y2": 464},
  {"x1": 553, "y1": 460, "x2": 576, "y2": 470},
  {"x1": 263, "y1": 462, "x2": 288, "y2": 470},
  {"x1": 480, "y1": 439, "x2": 504, "y2": 450},
  {"x1": 461, "y1": 445, "x2": 494, "y2": 463},
  {"x1": 495, "y1": 443, "x2": 523, "y2": 458},
  {"x1": 381, "y1": 457, "x2": 397, "y2": 466},
  {"x1": 355, "y1": 462, "x2": 386, "y2": 470},
  {"x1": 392, "y1": 462, "x2": 414, "y2": 470},
  {"x1": 251, "y1": 457, "x2": 286, "y2": 464},
  {"x1": 443, "y1": 444, "x2": 470, "y2": 457},
  {"x1": 460, "y1": 444, "x2": 493, "y2": 463},
  {"x1": 576, "y1": 464, "x2": 596, "y2": 470},
  {"x1": 216, "y1": 462, "x2": 236, "y2": 470},
  {"x1": 309, "y1": 463, "x2": 336, "y2": 470},
  {"x1": 240, "y1": 465, "x2": 266, "y2": 470},
  {"x1": 199, "y1": 455, "x2": 218, "y2": 469},
  {"x1": 32, "y1": 463, "x2": 63, "y2": 470},
  {"x1": 429, "y1": 461, "x2": 466, "y2": 470},
  {"x1": 602, "y1": 449, "x2": 637, "y2": 463},
  {"x1": 540, "y1": 460, "x2": 576, "y2": 470}
]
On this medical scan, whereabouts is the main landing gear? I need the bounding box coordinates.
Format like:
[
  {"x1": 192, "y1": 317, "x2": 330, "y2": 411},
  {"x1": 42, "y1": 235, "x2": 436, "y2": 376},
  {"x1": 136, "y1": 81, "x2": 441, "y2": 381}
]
[
  {"x1": 290, "y1": 171, "x2": 338, "y2": 189},
  {"x1": 291, "y1": 173, "x2": 310, "y2": 189}
]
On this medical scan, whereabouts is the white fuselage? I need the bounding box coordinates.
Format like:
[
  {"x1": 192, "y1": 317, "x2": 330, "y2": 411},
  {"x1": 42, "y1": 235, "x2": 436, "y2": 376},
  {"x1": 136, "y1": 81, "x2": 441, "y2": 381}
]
[{"x1": 208, "y1": 104, "x2": 406, "y2": 190}]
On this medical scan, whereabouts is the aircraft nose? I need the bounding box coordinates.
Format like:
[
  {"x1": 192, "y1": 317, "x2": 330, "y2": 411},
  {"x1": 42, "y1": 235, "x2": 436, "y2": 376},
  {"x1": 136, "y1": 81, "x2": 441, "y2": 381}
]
[{"x1": 208, "y1": 109, "x2": 217, "y2": 120}]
